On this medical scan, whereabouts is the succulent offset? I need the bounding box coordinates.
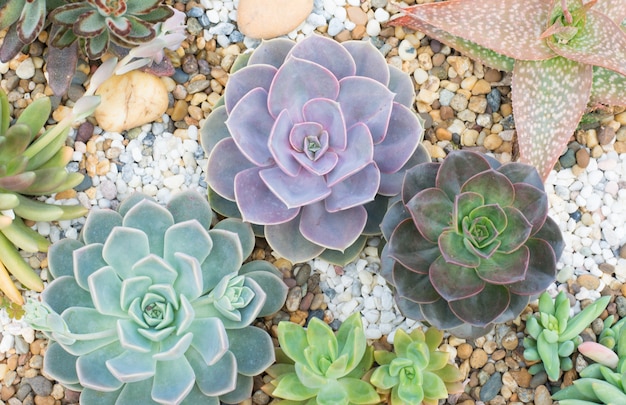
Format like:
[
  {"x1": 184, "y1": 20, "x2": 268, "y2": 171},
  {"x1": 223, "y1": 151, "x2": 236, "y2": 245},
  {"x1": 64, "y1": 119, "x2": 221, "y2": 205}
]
[
  {"x1": 201, "y1": 34, "x2": 427, "y2": 264},
  {"x1": 368, "y1": 327, "x2": 464, "y2": 405},
  {"x1": 391, "y1": 0, "x2": 626, "y2": 180},
  {"x1": 0, "y1": 89, "x2": 90, "y2": 304},
  {"x1": 263, "y1": 312, "x2": 380, "y2": 405},
  {"x1": 522, "y1": 291, "x2": 609, "y2": 381},
  {"x1": 380, "y1": 150, "x2": 564, "y2": 338},
  {"x1": 24, "y1": 190, "x2": 287, "y2": 404}
]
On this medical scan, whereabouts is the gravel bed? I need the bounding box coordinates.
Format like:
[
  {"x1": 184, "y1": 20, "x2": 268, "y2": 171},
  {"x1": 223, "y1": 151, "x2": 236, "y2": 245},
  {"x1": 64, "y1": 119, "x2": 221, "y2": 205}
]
[{"x1": 0, "y1": 0, "x2": 625, "y2": 404}]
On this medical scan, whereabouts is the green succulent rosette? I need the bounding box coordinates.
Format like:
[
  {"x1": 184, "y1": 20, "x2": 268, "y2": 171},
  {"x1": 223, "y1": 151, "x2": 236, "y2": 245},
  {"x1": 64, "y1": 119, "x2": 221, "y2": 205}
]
[
  {"x1": 380, "y1": 150, "x2": 564, "y2": 338},
  {"x1": 26, "y1": 190, "x2": 287, "y2": 404}
]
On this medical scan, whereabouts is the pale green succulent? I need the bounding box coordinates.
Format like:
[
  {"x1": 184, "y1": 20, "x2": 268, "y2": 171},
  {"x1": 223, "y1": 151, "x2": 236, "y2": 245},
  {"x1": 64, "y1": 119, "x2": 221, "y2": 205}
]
[
  {"x1": 369, "y1": 327, "x2": 464, "y2": 405},
  {"x1": 523, "y1": 291, "x2": 610, "y2": 381},
  {"x1": 25, "y1": 190, "x2": 288, "y2": 404},
  {"x1": 263, "y1": 312, "x2": 380, "y2": 405}
]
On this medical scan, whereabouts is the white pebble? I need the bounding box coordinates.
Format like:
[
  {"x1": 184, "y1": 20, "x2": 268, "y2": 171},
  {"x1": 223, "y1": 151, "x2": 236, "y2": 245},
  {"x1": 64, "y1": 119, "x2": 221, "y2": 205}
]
[{"x1": 366, "y1": 19, "x2": 381, "y2": 36}]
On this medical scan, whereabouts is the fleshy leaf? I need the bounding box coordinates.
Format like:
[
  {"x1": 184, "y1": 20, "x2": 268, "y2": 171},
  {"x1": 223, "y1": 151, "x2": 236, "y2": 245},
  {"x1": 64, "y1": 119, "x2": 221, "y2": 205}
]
[
  {"x1": 429, "y1": 255, "x2": 485, "y2": 301},
  {"x1": 449, "y1": 284, "x2": 510, "y2": 327}
]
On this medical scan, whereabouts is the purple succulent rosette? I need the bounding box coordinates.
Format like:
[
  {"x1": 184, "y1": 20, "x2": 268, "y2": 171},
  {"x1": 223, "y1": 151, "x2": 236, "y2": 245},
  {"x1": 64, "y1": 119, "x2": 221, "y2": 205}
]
[
  {"x1": 201, "y1": 34, "x2": 426, "y2": 264},
  {"x1": 380, "y1": 151, "x2": 564, "y2": 338}
]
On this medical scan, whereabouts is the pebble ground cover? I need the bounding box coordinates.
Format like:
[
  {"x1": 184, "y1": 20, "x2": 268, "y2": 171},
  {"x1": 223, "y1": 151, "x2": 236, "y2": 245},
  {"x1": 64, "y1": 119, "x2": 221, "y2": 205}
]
[{"x1": 0, "y1": 0, "x2": 625, "y2": 404}]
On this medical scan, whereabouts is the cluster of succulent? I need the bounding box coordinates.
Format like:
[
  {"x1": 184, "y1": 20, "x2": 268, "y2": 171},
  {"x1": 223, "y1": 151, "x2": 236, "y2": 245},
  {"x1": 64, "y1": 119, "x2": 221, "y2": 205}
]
[
  {"x1": 553, "y1": 316, "x2": 626, "y2": 404},
  {"x1": 24, "y1": 190, "x2": 287, "y2": 404},
  {"x1": 522, "y1": 291, "x2": 609, "y2": 381},
  {"x1": 380, "y1": 150, "x2": 564, "y2": 338},
  {"x1": 201, "y1": 33, "x2": 429, "y2": 265},
  {"x1": 391, "y1": 0, "x2": 626, "y2": 181},
  {"x1": 0, "y1": 89, "x2": 92, "y2": 304},
  {"x1": 0, "y1": 0, "x2": 176, "y2": 95},
  {"x1": 263, "y1": 312, "x2": 379, "y2": 404},
  {"x1": 367, "y1": 327, "x2": 464, "y2": 405}
]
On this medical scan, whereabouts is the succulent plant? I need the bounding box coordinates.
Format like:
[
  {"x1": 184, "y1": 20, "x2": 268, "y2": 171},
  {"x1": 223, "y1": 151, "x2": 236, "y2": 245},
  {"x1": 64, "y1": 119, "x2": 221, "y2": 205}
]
[
  {"x1": 0, "y1": 89, "x2": 96, "y2": 304},
  {"x1": 49, "y1": 0, "x2": 174, "y2": 60},
  {"x1": 24, "y1": 190, "x2": 288, "y2": 404},
  {"x1": 380, "y1": 150, "x2": 564, "y2": 338},
  {"x1": 391, "y1": 0, "x2": 626, "y2": 180},
  {"x1": 368, "y1": 327, "x2": 464, "y2": 405},
  {"x1": 201, "y1": 34, "x2": 428, "y2": 265},
  {"x1": 522, "y1": 291, "x2": 610, "y2": 381},
  {"x1": 262, "y1": 312, "x2": 380, "y2": 405},
  {"x1": 553, "y1": 319, "x2": 626, "y2": 405}
]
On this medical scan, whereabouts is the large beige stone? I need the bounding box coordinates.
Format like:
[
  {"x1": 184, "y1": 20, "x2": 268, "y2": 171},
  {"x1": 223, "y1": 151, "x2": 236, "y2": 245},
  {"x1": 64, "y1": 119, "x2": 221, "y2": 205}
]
[
  {"x1": 94, "y1": 71, "x2": 169, "y2": 132},
  {"x1": 237, "y1": 0, "x2": 314, "y2": 39}
]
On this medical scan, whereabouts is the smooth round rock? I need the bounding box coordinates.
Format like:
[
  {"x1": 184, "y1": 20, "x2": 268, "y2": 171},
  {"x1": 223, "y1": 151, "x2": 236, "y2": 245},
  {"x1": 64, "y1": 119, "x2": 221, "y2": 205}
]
[
  {"x1": 95, "y1": 71, "x2": 169, "y2": 132},
  {"x1": 237, "y1": 0, "x2": 314, "y2": 39}
]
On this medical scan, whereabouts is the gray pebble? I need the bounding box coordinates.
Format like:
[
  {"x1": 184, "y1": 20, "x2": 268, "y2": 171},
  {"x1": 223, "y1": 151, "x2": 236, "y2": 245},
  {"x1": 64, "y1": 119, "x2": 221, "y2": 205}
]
[
  {"x1": 559, "y1": 148, "x2": 576, "y2": 168},
  {"x1": 16, "y1": 383, "x2": 32, "y2": 400},
  {"x1": 438, "y1": 89, "x2": 455, "y2": 106},
  {"x1": 198, "y1": 13, "x2": 211, "y2": 27},
  {"x1": 252, "y1": 390, "x2": 270, "y2": 405},
  {"x1": 530, "y1": 370, "x2": 548, "y2": 388},
  {"x1": 517, "y1": 387, "x2": 534, "y2": 402},
  {"x1": 23, "y1": 376, "x2": 53, "y2": 396},
  {"x1": 186, "y1": 17, "x2": 204, "y2": 35},
  {"x1": 187, "y1": 80, "x2": 211, "y2": 94},
  {"x1": 479, "y1": 371, "x2": 502, "y2": 402},
  {"x1": 487, "y1": 88, "x2": 501, "y2": 112},
  {"x1": 209, "y1": 22, "x2": 235, "y2": 36},
  {"x1": 295, "y1": 264, "x2": 311, "y2": 286},
  {"x1": 100, "y1": 179, "x2": 117, "y2": 200},
  {"x1": 187, "y1": 7, "x2": 204, "y2": 17},
  {"x1": 229, "y1": 30, "x2": 244, "y2": 43},
  {"x1": 371, "y1": 0, "x2": 388, "y2": 7},
  {"x1": 14, "y1": 335, "x2": 29, "y2": 354},
  {"x1": 616, "y1": 295, "x2": 626, "y2": 317}
]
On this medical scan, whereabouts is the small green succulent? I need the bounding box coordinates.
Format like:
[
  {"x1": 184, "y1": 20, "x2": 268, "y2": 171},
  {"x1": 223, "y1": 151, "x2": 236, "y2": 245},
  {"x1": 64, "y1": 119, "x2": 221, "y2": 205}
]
[
  {"x1": 24, "y1": 190, "x2": 288, "y2": 404},
  {"x1": 49, "y1": 0, "x2": 174, "y2": 60},
  {"x1": 369, "y1": 327, "x2": 464, "y2": 405},
  {"x1": 553, "y1": 317, "x2": 626, "y2": 404},
  {"x1": 0, "y1": 89, "x2": 94, "y2": 304},
  {"x1": 263, "y1": 312, "x2": 380, "y2": 405},
  {"x1": 523, "y1": 291, "x2": 610, "y2": 381}
]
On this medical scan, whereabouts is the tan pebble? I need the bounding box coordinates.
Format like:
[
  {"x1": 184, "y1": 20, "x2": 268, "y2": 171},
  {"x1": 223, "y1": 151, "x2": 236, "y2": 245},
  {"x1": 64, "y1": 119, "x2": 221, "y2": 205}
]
[
  {"x1": 483, "y1": 134, "x2": 503, "y2": 150},
  {"x1": 351, "y1": 25, "x2": 366, "y2": 40},
  {"x1": 484, "y1": 68, "x2": 502, "y2": 82},
  {"x1": 310, "y1": 293, "x2": 325, "y2": 310},
  {"x1": 534, "y1": 384, "x2": 553, "y2": 405},
  {"x1": 575, "y1": 148, "x2": 590, "y2": 168},
  {"x1": 188, "y1": 105, "x2": 204, "y2": 121},
  {"x1": 461, "y1": 76, "x2": 478, "y2": 90},
  {"x1": 483, "y1": 340, "x2": 497, "y2": 354},
  {"x1": 614, "y1": 141, "x2": 626, "y2": 154},
  {"x1": 52, "y1": 105, "x2": 72, "y2": 122},
  {"x1": 468, "y1": 96, "x2": 487, "y2": 114},
  {"x1": 469, "y1": 348, "x2": 488, "y2": 368},
  {"x1": 84, "y1": 187, "x2": 97, "y2": 200},
  {"x1": 290, "y1": 310, "x2": 308, "y2": 325},
  {"x1": 347, "y1": 6, "x2": 368, "y2": 25},
  {"x1": 334, "y1": 29, "x2": 352, "y2": 43},
  {"x1": 170, "y1": 100, "x2": 189, "y2": 122},
  {"x1": 492, "y1": 349, "x2": 506, "y2": 361},
  {"x1": 501, "y1": 331, "x2": 519, "y2": 351},
  {"x1": 30, "y1": 339, "x2": 44, "y2": 356},
  {"x1": 95, "y1": 71, "x2": 168, "y2": 132},
  {"x1": 462, "y1": 129, "x2": 479, "y2": 146},
  {"x1": 426, "y1": 143, "x2": 446, "y2": 159},
  {"x1": 54, "y1": 189, "x2": 77, "y2": 200},
  {"x1": 7, "y1": 354, "x2": 17, "y2": 371},
  {"x1": 95, "y1": 159, "x2": 110, "y2": 176},
  {"x1": 591, "y1": 144, "x2": 604, "y2": 158},
  {"x1": 615, "y1": 111, "x2": 626, "y2": 125},
  {"x1": 509, "y1": 369, "x2": 532, "y2": 387},
  {"x1": 432, "y1": 53, "x2": 446, "y2": 67},
  {"x1": 471, "y1": 79, "x2": 491, "y2": 95},
  {"x1": 440, "y1": 105, "x2": 455, "y2": 120},
  {"x1": 457, "y1": 343, "x2": 474, "y2": 360},
  {"x1": 500, "y1": 103, "x2": 512, "y2": 116},
  {"x1": 435, "y1": 127, "x2": 452, "y2": 141},
  {"x1": 586, "y1": 129, "x2": 599, "y2": 147},
  {"x1": 577, "y1": 274, "x2": 600, "y2": 290},
  {"x1": 207, "y1": 92, "x2": 221, "y2": 106},
  {"x1": 34, "y1": 396, "x2": 56, "y2": 405},
  {"x1": 273, "y1": 258, "x2": 293, "y2": 273},
  {"x1": 502, "y1": 372, "x2": 518, "y2": 390},
  {"x1": 237, "y1": 0, "x2": 313, "y2": 38},
  {"x1": 0, "y1": 385, "x2": 15, "y2": 401},
  {"x1": 51, "y1": 384, "x2": 64, "y2": 400}
]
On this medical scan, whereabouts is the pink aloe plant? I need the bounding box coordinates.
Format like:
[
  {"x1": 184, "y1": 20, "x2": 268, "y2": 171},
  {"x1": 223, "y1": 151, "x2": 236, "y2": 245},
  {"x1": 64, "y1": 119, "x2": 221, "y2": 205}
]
[{"x1": 391, "y1": 0, "x2": 626, "y2": 180}]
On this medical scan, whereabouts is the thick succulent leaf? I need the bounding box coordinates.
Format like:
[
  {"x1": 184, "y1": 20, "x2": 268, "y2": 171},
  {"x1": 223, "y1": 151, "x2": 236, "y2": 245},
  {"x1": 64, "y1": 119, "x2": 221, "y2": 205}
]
[
  {"x1": 419, "y1": 298, "x2": 464, "y2": 330},
  {"x1": 50, "y1": 3, "x2": 92, "y2": 26},
  {"x1": 118, "y1": 318, "x2": 153, "y2": 352},
  {"x1": 46, "y1": 42, "x2": 79, "y2": 97},
  {"x1": 326, "y1": 123, "x2": 374, "y2": 187},
  {"x1": 188, "y1": 347, "x2": 236, "y2": 396},
  {"x1": 15, "y1": 96, "x2": 49, "y2": 140},
  {"x1": 152, "y1": 358, "x2": 195, "y2": 404},
  {"x1": 339, "y1": 378, "x2": 380, "y2": 404},
  {"x1": 260, "y1": 166, "x2": 331, "y2": 209},
  {"x1": 401, "y1": 163, "x2": 439, "y2": 205},
  {"x1": 106, "y1": 350, "x2": 157, "y2": 384},
  {"x1": 0, "y1": 0, "x2": 23, "y2": 31},
  {"x1": 302, "y1": 98, "x2": 347, "y2": 150},
  {"x1": 47, "y1": 237, "x2": 83, "y2": 279},
  {"x1": 61, "y1": 307, "x2": 118, "y2": 356},
  {"x1": 265, "y1": 214, "x2": 325, "y2": 263},
  {"x1": 306, "y1": 317, "x2": 338, "y2": 360},
  {"x1": 248, "y1": 37, "x2": 294, "y2": 67},
  {"x1": 461, "y1": 170, "x2": 515, "y2": 207},
  {"x1": 436, "y1": 151, "x2": 491, "y2": 201},
  {"x1": 475, "y1": 246, "x2": 529, "y2": 284},
  {"x1": 532, "y1": 215, "x2": 564, "y2": 259},
  {"x1": 376, "y1": 142, "x2": 429, "y2": 197},
  {"x1": 373, "y1": 102, "x2": 421, "y2": 173},
  {"x1": 199, "y1": 229, "x2": 243, "y2": 293},
  {"x1": 429, "y1": 255, "x2": 485, "y2": 300},
  {"x1": 513, "y1": 57, "x2": 593, "y2": 180},
  {"x1": 272, "y1": 372, "x2": 319, "y2": 401},
  {"x1": 234, "y1": 167, "x2": 300, "y2": 225},
  {"x1": 73, "y1": 244, "x2": 108, "y2": 290},
  {"x1": 318, "y1": 235, "x2": 367, "y2": 266},
  {"x1": 200, "y1": 105, "x2": 230, "y2": 154},
  {"x1": 88, "y1": 266, "x2": 124, "y2": 317},
  {"x1": 380, "y1": 199, "x2": 410, "y2": 241},
  {"x1": 299, "y1": 202, "x2": 366, "y2": 251},
  {"x1": 76, "y1": 343, "x2": 125, "y2": 391},
  {"x1": 224, "y1": 64, "x2": 277, "y2": 114},
  {"x1": 497, "y1": 206, "x2": 533, "y2": 252},
  {"x1": 277, "y1": 320, "x2": 309, "y2": 365},
  {"x1": 392, "y1": 0, "x2": 554, "y2": 60},
  {"x1": 167, "y1": 190, "x2": 213, "y2": 229},
  {"x1": 121, "y1": 15, "x2": 157, "y2": 43},
  {"x1": 269, "y1": 56, "x2": 340, "y2": 122},
  {"x1": 387, "y1": 218, "x2": 440, "y2": 273},
  {"x1": 509, "y1": 238, "x2": 557, "y2": 295},
  {"x1": 42, "y1": 276, "x2": 93, "y2": 313},
  {"x1": 123, "y1": 199, "x2": 174, "y2": 256},
  {"x1": 342, "y1": 40, "x2": 389, "y2": 85},
  {"x1": 288, "y1": 34, "x2": 356, "y2": 80},
  {"x1": 226, "y1": 88, "x2": 275, "y2": 167},
  {"x1": 510, "y1": 183, "x2": 548, "y2": 235},
  {"x1": 591, "y1": 66, "x2": 626, "y2": 105},
  {"x1": 172, "y1": 254, "x2": 204, "y2": 301},
  {"x1": 422, "y1": 371, "x2": 449, "y2": 401},
  {"x1": 268, "y1": 110, "x2": 301, "y2": 176},
  {"x1": 370, "y1": 365, "x2": 398, "y2": 390},
  {"x1": 336, "y1": 76, "x2": 393, "y2": 144},
  {"x1": 43, "y1": 342, "x2": 79, "y2": 386},
  {"x1": 243, "y1": 270, "x2": 288, "y2": 317},
  {"x1": 449, "y1": 284, "x2": 510, "y2": 327},
  {"x1": 81, "y1": 210, "x2": 123, "y2": 245},
  {"x1": 453, "y1": 192, "x2": 484, "y2": 233},
  {"x1": 0, "y1": 24, "x2": 24, "y2": 64},
  {"x1": 497, "y1": 162, "x2": 544, "y2": 190},
  {"x1": 439, "y1": 231, "x2": 480, "y2": 268},
  {"x1": 212, "y1": 218, "x2": 254, "y2": 260},
  {"x1": 493, "y1": 292, "x2": 529, "y2": 324},
  {"x1": 207, "y1": 138, "x2": 256, "y2": 201},
  {"x1": 406, "y1": 188, "x2": 453, "y2": 243},
  {"x1": 393, "y1": 261, "x2": 440, "y2": 304},
  {"x1": 362, "y1": 194, "x2": 391, "y2": 236},
  {"x1": 218, "y1": 373, "x2": 254, "y2": 404},
  {"x1": 102, "y1": 227, "x2": 150, "y2": 279},
  {"x1": 325, "y1": 163, "x2": 379, "y2": 212},
  {"x1": 164, "y1": 220, "x2": 212, "y2": 265},
  {"x1": 226, "y1": 326, "x2": 275, "y2": 375},
  {"x1": 388, "y1": 64, "x2": 416, "y2": 106},
  {"x1": 547, "y1": 10, "x2": 626, "y2": 76}
]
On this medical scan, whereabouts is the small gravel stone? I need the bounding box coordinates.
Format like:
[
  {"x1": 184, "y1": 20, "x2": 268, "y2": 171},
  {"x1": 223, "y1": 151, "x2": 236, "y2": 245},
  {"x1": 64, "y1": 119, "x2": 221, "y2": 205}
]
[
  {"x1": 285, "y1": 286, "x2": 303, "y2": 312},
  {"x1": 534, "y1": 385, "x2": 553, "y2": 405},
  {"x1": 470, "y1": 348, "x2": 488, "y2": 368},
  {"x1": 480, "y1": 372, "x2": 502, "y2": 402},
  {"x1": 23, "y1": 376, "x2": 52, "y2": 397}
]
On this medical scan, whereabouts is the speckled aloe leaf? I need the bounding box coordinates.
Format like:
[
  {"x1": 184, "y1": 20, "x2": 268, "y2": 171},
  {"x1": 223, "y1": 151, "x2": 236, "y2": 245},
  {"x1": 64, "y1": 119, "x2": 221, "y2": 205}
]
[
  {"x1": 513, "y1": 57, "x2": 593, "y2": 180},
  {"x1": 591, "y1": 67, "x2": 626, "y2": 105}
]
